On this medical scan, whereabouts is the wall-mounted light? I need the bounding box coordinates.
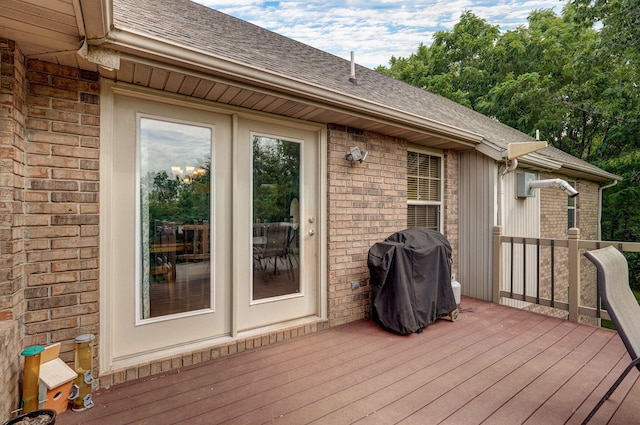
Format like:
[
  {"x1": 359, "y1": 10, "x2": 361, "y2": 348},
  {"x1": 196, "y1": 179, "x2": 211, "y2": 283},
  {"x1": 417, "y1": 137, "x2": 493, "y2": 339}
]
[{"x1": 345, "y1": 146, "x2": 368, "y2": 164}]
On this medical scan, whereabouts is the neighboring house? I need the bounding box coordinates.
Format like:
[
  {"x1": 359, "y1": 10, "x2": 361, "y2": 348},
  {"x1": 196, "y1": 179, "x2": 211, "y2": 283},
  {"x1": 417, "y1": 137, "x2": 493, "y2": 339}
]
[{"x1": 0, "y1": 0, "x2": 620, "y2": 418}]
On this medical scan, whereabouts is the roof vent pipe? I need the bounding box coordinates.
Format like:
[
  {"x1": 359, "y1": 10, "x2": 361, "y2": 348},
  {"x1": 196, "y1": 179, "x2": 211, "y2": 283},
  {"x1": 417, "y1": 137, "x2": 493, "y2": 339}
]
[
  {"x1": 349, "y1": 51, "x2": 357, "y2": 85},
  {"x1": 528, "y1": 178, "x2": 579, "y2": 198}
]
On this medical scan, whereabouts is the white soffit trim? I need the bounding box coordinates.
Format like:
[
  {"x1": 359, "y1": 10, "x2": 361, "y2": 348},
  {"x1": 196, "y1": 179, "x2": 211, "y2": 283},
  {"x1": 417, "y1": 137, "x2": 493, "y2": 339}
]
[{"x1": 97, "y1": 27, "x2": 484, "y2": 147}]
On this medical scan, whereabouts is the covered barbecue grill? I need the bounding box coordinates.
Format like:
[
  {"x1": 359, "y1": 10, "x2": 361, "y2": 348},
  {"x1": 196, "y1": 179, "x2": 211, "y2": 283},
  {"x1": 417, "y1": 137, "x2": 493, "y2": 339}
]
[{"x1": 367, "y1": 228, "x2": 457, "y2": 335}]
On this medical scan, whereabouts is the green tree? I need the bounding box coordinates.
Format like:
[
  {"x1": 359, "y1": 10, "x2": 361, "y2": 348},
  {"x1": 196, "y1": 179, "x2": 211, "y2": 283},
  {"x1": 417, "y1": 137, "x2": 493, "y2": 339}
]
[
  {"x1": 379, "y1": 11, "x2": 500, "y2": 110},
  {"x1": 570, "y1": 0, "x2": 640, "y2": 289},
  {"x1": 378, "y1": 7, "x2": 638, "y2": 161},
  {"x1": 379, "y1": 5, "x2": 640, "y2": 286},
  {"x1": 253, "y1": 138, "x2": 300, "y2": 222},
  {"x1": 146, "y1": 157, "x2": 211, "y2": 228}
]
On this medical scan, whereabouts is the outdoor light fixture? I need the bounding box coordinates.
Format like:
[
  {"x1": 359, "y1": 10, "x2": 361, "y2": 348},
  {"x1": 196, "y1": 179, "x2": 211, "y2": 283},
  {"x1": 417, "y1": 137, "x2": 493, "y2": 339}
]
[{"x1": 345, "y1": 146, "x2": 368, "y2": 164}]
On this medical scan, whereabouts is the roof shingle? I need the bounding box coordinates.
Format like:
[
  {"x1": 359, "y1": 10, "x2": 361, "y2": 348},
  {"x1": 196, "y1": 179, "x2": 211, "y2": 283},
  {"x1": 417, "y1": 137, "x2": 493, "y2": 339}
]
[{"x1": 112, "y1": 0, "x2": 618, "y2": 181}]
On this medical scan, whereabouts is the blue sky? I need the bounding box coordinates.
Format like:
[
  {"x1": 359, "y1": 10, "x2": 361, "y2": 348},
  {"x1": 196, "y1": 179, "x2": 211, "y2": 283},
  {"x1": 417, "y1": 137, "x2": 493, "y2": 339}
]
[{"x1": 193, "y1": 0, "x2": 567, "y2": 69}]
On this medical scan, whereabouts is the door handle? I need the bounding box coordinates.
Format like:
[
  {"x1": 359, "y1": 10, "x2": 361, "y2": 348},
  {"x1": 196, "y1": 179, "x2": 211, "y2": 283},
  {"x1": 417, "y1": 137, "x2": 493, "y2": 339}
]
[{"x1": 308, "y1": 229, "x2": 315, "y2": 236}]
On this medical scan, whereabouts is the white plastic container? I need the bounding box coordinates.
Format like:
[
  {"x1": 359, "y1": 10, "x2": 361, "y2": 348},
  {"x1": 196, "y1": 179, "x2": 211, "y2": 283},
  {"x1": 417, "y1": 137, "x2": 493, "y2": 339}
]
[{"x1": 451, "y1": 274, "x2": 461, "y2": 307}]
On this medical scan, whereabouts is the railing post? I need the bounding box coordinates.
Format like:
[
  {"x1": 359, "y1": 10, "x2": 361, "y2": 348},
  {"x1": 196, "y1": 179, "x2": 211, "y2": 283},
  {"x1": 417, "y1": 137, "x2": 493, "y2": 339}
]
[
  {"x1": 568, "y1": 227, "x2": 580, "y2": 322},
  {"x1": 493, "y1": 226, "x2": 503, "y2": 304}
]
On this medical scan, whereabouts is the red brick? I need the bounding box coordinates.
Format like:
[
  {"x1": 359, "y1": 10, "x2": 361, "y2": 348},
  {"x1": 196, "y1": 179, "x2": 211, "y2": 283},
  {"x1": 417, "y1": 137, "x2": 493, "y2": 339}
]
[
  {"x1": 25, "y1": 317, "x2": 78, "y2": 334},
  {"x1": 29, "y1": 107, "x2": 80, "y2": 123},
  {"x1": 27, "y1": 294, "x2": 78, "y2": 311},
  {"x1": 28, "y1": 272, "x2": 78, "y2": 284},
  {"x1": 51, "y1": 169, "x2": 99, "y2": 181},
  {"x1": 27, "y1": 61, "x2": 79, "y2": 78},
  {"x1": 52, "y1": 237, "x2": 98, "y2": 249},
  {"x1": 27, "y1": 205, "x2": 78, "y2": 216},
  {"x1": 29, "y1": 155, "x2": 80, "y2": 168},
  {"x1": 50, "y1": 215, "x2": 97, "y2": 226},
  {"x1": 52, "y1": 145, "x2": 99, "y2": 159},
  {"x1": 28, "y1": 179, "x2": 78, "y2": 191},
  {"x1": 29, "y1": 130, "x2": 79, "y2": 146},
  {"x1": 26, "y1": 226, "x2": 79, "y2": 239},
  {"x1": 51, "y1": 302, "x2": 98, "y2": 319},
  {"x1": 51, "y1": 281, "x2": 97, "y2": 296},
  {"x1": 52, "y1": 76, "x2": 99, "y2": 93},
  {"x1": 51, "y1": 121, "x2": 99, "y2": 137},
  {"x1": 51, "y1": 258, "x2": 98, "y2": 272},
  {"x1": 27, "y1": 248, "x2": 78, "y2": 263},
  {"x1": 51, "y1": 192, "x2": 97, "y2": 203},
  {"x1": 29, "y1": 83, "x2": 78, "y2": 101}
]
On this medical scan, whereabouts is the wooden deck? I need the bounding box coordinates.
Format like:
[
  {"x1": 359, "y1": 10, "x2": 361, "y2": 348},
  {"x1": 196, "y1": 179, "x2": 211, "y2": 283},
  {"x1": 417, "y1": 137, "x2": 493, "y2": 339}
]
[{"x1": 56, "y1": 297, "x2": 640, "y2": 425}]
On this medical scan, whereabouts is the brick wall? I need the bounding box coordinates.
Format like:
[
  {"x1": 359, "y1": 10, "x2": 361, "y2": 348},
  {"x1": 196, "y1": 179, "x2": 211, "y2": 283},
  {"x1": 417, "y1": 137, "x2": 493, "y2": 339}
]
[
  {"x1": 326, "y1": 124, "x2": 407, "y2": 325},
  {"x1": 575, "y1": 179, "x2": 600, "y2": 316},
  {"x1": 325, "y1": 126, "x2": 460, "y2": 326},
  {"x1": 0, "y1": 38, "x2": 27, "y2": 421},
  {"x1": 443, "y1": 150, "x2": 459, "y2": 274},
  {"x1": 22, "y1": 59, "x2": 101, "y2": 364},
  {"x1": 0, "y1": 53, "x2": 103, "y2": 419},
  {"x1": 538, "y1": 173, "x2": 600, "y2": 322}
]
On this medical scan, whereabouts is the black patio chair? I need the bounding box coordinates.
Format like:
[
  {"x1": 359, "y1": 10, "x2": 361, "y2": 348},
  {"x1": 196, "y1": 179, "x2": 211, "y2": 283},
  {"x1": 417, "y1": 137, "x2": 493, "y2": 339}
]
[
  {"x1": 254, "y1": 222, "x2": 296, "y2": 281},
  {"x1": 582, "y1": 245, "x2": 640, "y2": 424}
]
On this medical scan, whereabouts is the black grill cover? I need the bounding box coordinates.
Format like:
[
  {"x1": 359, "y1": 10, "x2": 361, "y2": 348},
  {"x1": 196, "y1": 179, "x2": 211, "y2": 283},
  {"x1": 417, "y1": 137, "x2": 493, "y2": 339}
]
[{"x1": 368, "y1": 228, "x2": 457, "y2": 335}]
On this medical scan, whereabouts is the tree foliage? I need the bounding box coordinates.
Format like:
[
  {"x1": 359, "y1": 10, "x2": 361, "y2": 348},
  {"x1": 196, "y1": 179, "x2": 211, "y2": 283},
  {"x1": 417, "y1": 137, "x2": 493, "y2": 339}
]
[
  {"x1": 253, "y1": 137, "x2": 300, "y2": 223},
  {"x1": 147, "y1": 158, "x2": 211, "y2": 228},
  {"x1": 377, "y1": 3, "x2": 640, "y2": 286}
]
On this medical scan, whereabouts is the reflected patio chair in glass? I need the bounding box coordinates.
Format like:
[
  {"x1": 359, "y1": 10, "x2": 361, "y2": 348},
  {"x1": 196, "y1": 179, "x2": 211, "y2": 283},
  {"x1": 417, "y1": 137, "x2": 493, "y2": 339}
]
[
  {"x1": 582, "y1": 246, "x2": 640, "y2": 424},
  {"x1": 255, "y1": 223, "x2": 295, "y2": 281}
]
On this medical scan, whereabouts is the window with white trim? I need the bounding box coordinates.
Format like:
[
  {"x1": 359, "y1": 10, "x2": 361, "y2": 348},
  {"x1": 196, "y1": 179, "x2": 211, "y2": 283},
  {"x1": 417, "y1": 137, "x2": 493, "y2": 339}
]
[
  {"x1": 407, "y1": 150, "x2": 442, "y2": 231},
  {"x1": 568, "y1": 180, "x2": 576, "y2": 228}
]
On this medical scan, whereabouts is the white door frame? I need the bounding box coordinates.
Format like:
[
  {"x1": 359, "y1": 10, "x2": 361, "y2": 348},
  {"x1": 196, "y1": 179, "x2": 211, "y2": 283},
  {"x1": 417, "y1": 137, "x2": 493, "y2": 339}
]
[{"x1": 99, "y1": 81, "x2": 327, "y2": 373}]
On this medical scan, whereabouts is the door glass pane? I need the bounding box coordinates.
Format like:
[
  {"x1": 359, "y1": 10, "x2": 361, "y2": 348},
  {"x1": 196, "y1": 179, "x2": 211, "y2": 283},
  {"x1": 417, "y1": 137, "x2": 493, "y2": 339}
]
[
  {"x1": 139, "y1": 117, "x2": 213, "y2": 319},
  {"x1": 252, "y1": 136, "x2": 300, "y2": 300}
]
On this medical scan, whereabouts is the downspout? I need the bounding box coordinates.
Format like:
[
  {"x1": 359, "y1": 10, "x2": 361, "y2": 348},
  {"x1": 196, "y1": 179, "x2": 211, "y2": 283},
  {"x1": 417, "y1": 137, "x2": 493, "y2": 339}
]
[
  {"x1": 598, "y1": 180, "x2": 618, "y2": 240},
  {"x1": 497, "y1": 159, "x2": 518, "y2": 226}
]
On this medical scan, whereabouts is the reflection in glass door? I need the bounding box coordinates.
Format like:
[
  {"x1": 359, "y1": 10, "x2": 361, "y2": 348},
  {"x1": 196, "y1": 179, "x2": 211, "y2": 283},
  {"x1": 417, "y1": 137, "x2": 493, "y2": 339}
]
[
  {"x1": 139, "y1": 117, "x2": 214, "y2": 319},
  {"x1": 252, "y1": 135, "x2": 301, "y2": 300}
]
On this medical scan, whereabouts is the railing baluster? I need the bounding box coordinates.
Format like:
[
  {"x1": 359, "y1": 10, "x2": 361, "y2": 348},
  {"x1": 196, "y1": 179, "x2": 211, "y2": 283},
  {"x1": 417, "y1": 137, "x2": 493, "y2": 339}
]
[
  {"x1": 551, "y1": 240, "x2": 555, "y2": 308},
  {"x1": 536, "y1": 239, "x2": 540, "y2": 304},
  {"x1": 510, "y1": 237, "x2": 514, "y2": 299},
  {"x1": 523, "y1": 238, "x2": 527, "y2": 301},
  {"x1": 596, "y1": 242, "x2": 601, "y2": 319}
]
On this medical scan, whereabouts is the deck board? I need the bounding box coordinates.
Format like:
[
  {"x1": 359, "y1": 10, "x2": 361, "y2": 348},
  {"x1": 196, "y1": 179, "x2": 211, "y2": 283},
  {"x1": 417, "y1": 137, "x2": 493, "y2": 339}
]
[{"x1": 56, "y1": 298, "x2": 640, "y2": 425}]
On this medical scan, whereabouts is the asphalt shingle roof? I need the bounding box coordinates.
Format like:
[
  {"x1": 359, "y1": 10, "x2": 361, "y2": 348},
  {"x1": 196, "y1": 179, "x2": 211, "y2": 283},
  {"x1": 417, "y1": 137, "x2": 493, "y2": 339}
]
[{"x1": 112, "y1": 0, "x2": 618, "y2": 181}]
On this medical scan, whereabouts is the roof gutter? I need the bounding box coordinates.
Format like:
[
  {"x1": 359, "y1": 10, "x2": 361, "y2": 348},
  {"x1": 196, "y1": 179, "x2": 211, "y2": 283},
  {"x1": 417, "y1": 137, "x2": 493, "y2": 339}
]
[
  {"x1": 78, "y1": 0, "x2": 111, "y2": 40},
  {"x1": 557, "y1": 164, "x2": 621, "y2": 182},
  {"x1": 93, "y1": 27, "x2": 485, "y2": 146}
]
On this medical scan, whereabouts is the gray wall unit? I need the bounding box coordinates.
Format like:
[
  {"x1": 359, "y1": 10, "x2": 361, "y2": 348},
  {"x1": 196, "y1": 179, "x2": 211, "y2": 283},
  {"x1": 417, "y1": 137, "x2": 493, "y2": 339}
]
[{"x1": 458, "y1": 151, "x2": 496, "y2": 301}]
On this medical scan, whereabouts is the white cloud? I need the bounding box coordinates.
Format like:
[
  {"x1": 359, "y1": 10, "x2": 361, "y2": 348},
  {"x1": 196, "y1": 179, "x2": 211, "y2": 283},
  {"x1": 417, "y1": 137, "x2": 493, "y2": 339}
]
[{"x1": 194, "y1": 0, "x2": 567, "y2": 68}]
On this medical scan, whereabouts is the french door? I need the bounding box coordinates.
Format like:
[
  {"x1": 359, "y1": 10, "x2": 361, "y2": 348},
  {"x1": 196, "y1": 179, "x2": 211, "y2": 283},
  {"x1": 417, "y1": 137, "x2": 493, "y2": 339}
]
[
  {"x1": 103, "y1": 87, "x2": 320, "y2": 369},
  {"x1": 236, "y1": 119, "x2": 319, "y2": 330}
]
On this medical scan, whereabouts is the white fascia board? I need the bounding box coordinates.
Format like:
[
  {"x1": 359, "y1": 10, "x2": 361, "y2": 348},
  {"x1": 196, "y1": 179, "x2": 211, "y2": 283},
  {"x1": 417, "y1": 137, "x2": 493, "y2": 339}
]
[
  {"x1": 98, "y1": 28, "x2": 485, "y2": 146},
  {"x1": 476, "y1": 142, "x2": 562, "y2": 172},
  {"x1": 475, "y1": 140, "x2": 503, "y2": 161},
  {"x1": 80, "y1": 0, "x2": 111, "y2": 40}
]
